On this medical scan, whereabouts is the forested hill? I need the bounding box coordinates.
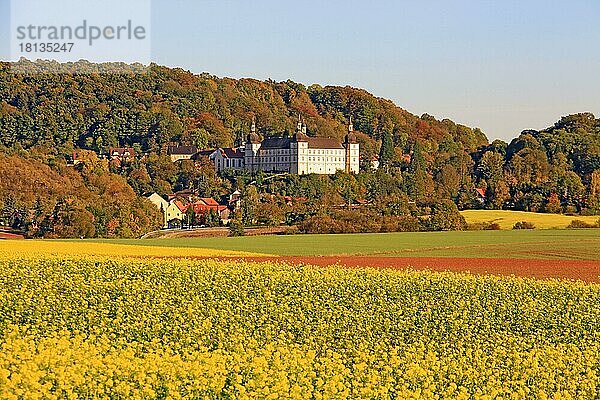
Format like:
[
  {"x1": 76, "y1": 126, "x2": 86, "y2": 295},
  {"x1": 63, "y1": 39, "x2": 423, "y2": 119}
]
[
  {"x1": 0, "y1": 61, "x2": 487, "y2": 164},
  {"x1": 0, "y1": 61, "x2": 599, "y2": 239}
]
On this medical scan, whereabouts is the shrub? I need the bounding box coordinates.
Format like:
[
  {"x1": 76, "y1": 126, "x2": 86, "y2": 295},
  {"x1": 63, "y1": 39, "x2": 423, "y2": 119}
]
[
  {"x1": 379, "y1": 216, "x2": 420, "y2": 233},
  {"x1": 282, "y1": 226, "x2": 300, "y2": 235},
  {"x1": 467, "y1": 221, "x2": 502, "y2": 231},
  {"x1": 564, "y1": 205, "x2": 578, "y2": 215},
  {"x1": 228, "y1": 220, "x2": 245, "y2": 237},
  {"x1": 395, "y1": 216, "x2": 421, "y2": 232},
  {"x1": 298, "y1": 214, "x2": 338, "y2": 234},
  {"x1": 580, "y1": 208, "x2": 600, "y2": 216},
  {"x1": 299, "y1": 211, "x2": 423, "y2": 234},
  {"x1": 513, "y1": 221, "x2": 535, "y2": 230},
  {"x1": 567, "y1": 219, "x2": 600, "y2": 229}
]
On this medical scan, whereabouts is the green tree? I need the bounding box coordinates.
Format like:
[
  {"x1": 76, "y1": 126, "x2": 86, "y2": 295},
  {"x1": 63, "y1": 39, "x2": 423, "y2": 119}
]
[
  {"x1": 427, "y1": 199, "x2": 467, "y2": 231},
  {"x1": 378, "y1": 125, "x2": 395, "y2": 170},
  {"x1": 240, "y1": 185, "x2": 260, "y2": 225},
  {"x1": 587, "y1": 170, "x2": 600, "y2": 214},
  {"x1": 406, "y1": 141, "x2": 432, "y2": 203},
  {"x1": 185, "y1": 205, "x2": 196, "y2": 228},
  {"x1": 228, "y1": 219, "x2": 245, "y2": 237},
  {"x1": 205, "y1": 210, "x2": 220, "y2": 227}
]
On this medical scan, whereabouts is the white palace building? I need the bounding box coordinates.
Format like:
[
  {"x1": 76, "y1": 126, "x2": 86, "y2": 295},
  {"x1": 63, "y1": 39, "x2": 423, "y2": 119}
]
[{"x1": 209, "y1": 118, "x2": 360, "y2": 175}]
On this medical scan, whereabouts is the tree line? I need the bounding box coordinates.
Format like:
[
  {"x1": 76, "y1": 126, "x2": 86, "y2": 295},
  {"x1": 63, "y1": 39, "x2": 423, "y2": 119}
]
[{"x1": 0, "y1": 61, "x2": 598, "y2": 237}]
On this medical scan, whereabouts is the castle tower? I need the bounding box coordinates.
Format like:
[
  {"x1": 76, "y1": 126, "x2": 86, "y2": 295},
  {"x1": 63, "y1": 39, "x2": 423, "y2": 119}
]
[
  {"x1": 344, "y1": 117, "x2": 359, "y2": 174},
  {"x1": 245, "y1": 116, "x2": 261, "y2": 172},
  {"x1": 345, "y1": 117, "x2": 353, "y2": 173},
  {"x1": 297, "y1": 113, "x2": 303, "y2": 133},
  {"x1": 291, "y1": 113, "x2": 309, "y2": 174}
]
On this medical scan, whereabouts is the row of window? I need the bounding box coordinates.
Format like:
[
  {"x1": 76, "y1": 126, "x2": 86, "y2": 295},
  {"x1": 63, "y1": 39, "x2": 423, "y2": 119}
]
[
  {"x1": 256, "y1": 156, "x2": 295, "y2": 163},
  {"x1": 308, "y1": 149, "x2": 344, "y2": 155},
  {"x1": 260, "y1": 149, "x2": 347, "y2": 156},
  {"x1": 216, "y1": 156, "x2": 358, "y2": 169},
  {"x1": 216, "y1": 158, "x2": 244, "y2": 168},
  {"x1": 249, "y1": 157, "x2": 357, "y2": 163},
  {"x1": 263, "y1": 149, "x2": 291, "y2": 155},
  {"x1": 307, "y1": 157, "x2": 345, "y2": 163}
]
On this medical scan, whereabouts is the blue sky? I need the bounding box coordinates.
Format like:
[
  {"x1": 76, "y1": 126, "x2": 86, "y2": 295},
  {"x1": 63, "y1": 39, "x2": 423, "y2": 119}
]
[{"x1": 1, "y1": 0, "x2": 599, "y2": 141}]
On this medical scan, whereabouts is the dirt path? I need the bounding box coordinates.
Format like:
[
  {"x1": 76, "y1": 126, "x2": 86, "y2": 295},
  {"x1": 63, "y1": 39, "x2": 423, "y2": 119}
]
[{"x1": 218, "y1": 256, "x2": 600, "y2": 283}]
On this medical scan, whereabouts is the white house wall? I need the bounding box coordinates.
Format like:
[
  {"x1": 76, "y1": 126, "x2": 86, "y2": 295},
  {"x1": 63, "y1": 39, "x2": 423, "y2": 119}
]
[{"x1": 211, "y1": 141, "x2": 359, "y2": 175}]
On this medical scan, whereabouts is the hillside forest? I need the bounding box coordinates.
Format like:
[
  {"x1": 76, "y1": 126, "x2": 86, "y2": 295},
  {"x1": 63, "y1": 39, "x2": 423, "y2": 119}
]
[{"x1": 0, "y1": 61, "x2": 598, "y2": 237}]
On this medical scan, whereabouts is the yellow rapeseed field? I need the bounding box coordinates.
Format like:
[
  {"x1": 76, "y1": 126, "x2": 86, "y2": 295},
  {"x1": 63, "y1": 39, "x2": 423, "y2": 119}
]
[
  {"x1": 461, "y1": 209, "x2": 600, "y2": 230},
  {"x1": 0, "y1": 252, "x2": 599, "y2": 399},
  {"x1": 0, "y1": 240, "x2": 266, "y2": 258}
]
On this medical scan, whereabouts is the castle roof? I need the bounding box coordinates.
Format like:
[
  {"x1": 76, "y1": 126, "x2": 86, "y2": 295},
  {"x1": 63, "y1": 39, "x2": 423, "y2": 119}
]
[
  {"x1": 307, "y1": 137, "x2": 343, "y2": 149},
  {"x1": 247, "y1": 132, "x2": 261, "y2": 144},
  {"x1": 261, "y1": 137, "x2": 292, "y2": 149},
  {"x1": 258, "y1": 135, "x2": 343, "y2": 150},
  {"x1": 293, "y1": 131, "x2": 309, "y2": 142},
  {"x1": 220, "y1": 148, "x2": 245, "y2": 158},
  {"x1": 344, "y1": 132, "x2": 358, "y2": 144},
  {"x1": 168, "y1": 145, "x2": 198, "y2": 155}
]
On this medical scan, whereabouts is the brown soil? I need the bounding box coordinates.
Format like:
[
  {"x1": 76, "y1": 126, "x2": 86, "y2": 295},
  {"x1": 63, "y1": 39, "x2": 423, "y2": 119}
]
[
  {"x1": 0, "y1": 232, "x2": 25, "y2": 240},
  {"x1": 217, "y1": 256, "x2": 600, "y2": 283}
]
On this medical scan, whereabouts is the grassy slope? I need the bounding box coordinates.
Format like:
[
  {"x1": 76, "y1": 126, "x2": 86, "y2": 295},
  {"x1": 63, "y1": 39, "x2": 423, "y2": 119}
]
[
  {"x1": 83, "y1": 229, "x2": 600, "y2": 260},
  {"x1": 461, "y1": 210, "x2": 599, "y2": 230}
]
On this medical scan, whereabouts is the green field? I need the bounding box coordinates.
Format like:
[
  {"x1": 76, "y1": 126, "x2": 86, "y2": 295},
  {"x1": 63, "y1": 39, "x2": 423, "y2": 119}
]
[
  {"x1": 83, "y1": 229, "x2": 600, "y2": 260},
  {"x1": 461, "y1": 210, "x2": 600, "y2": 230}
]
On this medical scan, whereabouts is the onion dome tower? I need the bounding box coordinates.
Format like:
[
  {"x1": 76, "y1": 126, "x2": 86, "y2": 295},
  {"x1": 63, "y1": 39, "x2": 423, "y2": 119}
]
[
  {"x1": 247, "y1": 116, "x2": 261, "y2": 144},
  {"x1": 344, "y1": 117, "x2": 358, "y2": 173}
]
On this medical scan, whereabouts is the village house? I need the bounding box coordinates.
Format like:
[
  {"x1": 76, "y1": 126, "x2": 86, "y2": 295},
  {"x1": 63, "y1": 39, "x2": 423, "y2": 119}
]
[
  {"x1": 146, "y1": 193, "x2": 169, "y2": 228},
  {"x1": 475, "y1": 188, "x2": 487, "y2": 204},
  {"x1": 108, "y1": 147, "x2": 135, "y2": 169},
  {"x1": 71, "y1": 151, "x2": 84, "y2": 166},
  {"x1": 370, "y1": 155, "x2": 380, "y2": 170},
  {"x1": 228, "y1": 190, "x2": 242, "y2": 212},
  {"x1": 147, "y1": 192, "x2": 230, "y2": 229},
  {"x1": 165, "y1": 200, "x2": 186, "y2": 228},
  {"x1": 109, "y1": 147, "x2": 135, "y2": 162},
  {"x1": 186, "y1": 198, "x2": 231, "y2": 225},
  {"x1": 168, "y1": 145, "x2": 198, "y2": 162}
]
